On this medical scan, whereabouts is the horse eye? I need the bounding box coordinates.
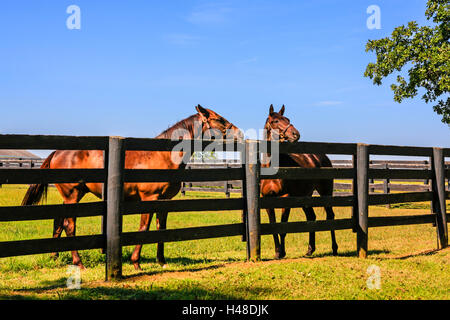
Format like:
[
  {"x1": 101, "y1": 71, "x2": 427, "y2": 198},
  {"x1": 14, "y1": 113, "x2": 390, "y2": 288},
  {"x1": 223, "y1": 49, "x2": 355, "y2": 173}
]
[{"x1": 273, "y1": 120, "x2": 279, "y2": 124}]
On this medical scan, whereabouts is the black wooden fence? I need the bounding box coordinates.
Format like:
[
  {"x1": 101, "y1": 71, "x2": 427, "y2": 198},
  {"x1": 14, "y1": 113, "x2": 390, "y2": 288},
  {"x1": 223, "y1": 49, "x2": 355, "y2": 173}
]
[
  {"x1": 0, "y1": 134, "x2": 448, "y2": 281},
  {"x1": 180, "y1": 160, "x2": 450, "y2": 201}
]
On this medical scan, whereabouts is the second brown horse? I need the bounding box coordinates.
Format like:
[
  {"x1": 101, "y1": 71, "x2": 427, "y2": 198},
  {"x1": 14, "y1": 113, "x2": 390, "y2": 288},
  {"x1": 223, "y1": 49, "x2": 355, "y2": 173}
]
[
  {"x1": 260, "y1": 104, "x2": 338, "y2": 259},
  {"x1": 22, "y1": 105, "x2": 242, "y2": 270}
]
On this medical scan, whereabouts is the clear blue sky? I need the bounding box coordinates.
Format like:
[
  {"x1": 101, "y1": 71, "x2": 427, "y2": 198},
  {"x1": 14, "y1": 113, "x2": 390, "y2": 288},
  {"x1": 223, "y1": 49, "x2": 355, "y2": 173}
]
[{"x1": 1, "y1": 0, "x2": 448, "y2": 158}]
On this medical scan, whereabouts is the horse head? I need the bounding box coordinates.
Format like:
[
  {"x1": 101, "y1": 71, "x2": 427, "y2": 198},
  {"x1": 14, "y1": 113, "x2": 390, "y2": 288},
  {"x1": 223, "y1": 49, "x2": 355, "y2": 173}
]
[
  {"x1": 196, "y1": 105, "x2": 243, "y2": 141},
  {"x1": 264, "y1": 104, "x2": 300, "y2": 142}
]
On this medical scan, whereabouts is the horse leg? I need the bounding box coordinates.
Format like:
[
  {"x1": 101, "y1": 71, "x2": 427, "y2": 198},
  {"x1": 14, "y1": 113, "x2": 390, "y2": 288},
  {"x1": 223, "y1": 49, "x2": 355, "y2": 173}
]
[
  {"x1": 156, "y1": 212, "x2": 168, "y2": 267},
  {"x1": 278, "y1": 207, "x2": 291, "y2": 259},
  {"x1": 266, "y1": 209, "x2": 282, "y2": 259},
  {"x1": 130, "y1": 212, "x2": 154, "y2": 271},
  {"x1": 61, "y1": 217, "x2": 85, "y2": 269},
  {"x1": 51, "y1": 217, "x2": 64, "y2": 260},
  {"x1": 302, "y1": 207, "x2": 316, "y2": 256},
  {"x1": 325, "y1": 207, "x2": 338, "y2": 255},
  {"x1": 57, "y1": 186, "x2": 86, "y2": 268},
  {"x1": 317, "y1": 179, "x2": 338, "y2": 255}
]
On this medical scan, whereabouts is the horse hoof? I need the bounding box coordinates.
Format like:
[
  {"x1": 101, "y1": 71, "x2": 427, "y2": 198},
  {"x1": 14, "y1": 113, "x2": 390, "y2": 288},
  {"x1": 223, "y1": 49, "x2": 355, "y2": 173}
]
[
  {"x1": 275, "y1": 251, "x2": 286, "y2": 259},
  {"x1": 77, "y1": 263, "x2": 86, "y2": 270},
  {"x1": 133, "y1": 263, "x2": 142, "y2": 271},
  {"x1": 158, "y1": 261, "x2": 167, "y2": 268}
]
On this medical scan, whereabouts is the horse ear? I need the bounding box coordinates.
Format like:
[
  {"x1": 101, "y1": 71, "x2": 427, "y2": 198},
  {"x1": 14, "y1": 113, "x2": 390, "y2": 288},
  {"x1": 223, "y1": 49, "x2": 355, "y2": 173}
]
[
  {"x1": 269, "y1": 104, "x2": 274, "y2": 114},
  {"x1": 279, "y1": 105, "x2": 285, "y2": 115},
  {"x1": 196, "y1": 105, "x2": 210, "y2": 121}
]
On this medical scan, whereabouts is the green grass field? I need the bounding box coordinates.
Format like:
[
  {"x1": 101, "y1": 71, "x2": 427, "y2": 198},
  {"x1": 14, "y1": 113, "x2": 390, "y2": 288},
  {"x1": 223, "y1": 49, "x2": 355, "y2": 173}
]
[{"x1": 0, "y1": 184, "x2": 448, "y2": 300}]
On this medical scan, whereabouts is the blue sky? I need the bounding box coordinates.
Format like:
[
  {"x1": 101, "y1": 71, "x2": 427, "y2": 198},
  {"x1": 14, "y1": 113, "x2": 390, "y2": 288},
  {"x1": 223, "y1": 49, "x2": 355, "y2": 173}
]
[{"x1": 1, "y1": 0, "x2": 448, "y2": 158}]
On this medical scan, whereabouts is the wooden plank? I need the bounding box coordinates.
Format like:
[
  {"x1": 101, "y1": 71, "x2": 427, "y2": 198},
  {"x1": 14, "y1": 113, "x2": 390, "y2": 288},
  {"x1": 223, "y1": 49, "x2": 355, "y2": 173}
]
[
  {"x1": 368, "y1": 144, "x2": 433, "y2": 157},
  {"x1": 259, "y1": 195, "x2": 354, "y2": 209},
  {"x1": 0, "y1": 134, "x2": 108, "y2": 150},
  {"x1": 124, "y1": 138, "x2": 243, "y2": 152},
  {"x1": 261, "y1": 167, "x2": 354, "y2": 180},
  {"x1": 241, "y1": 148, "x2": 249, "y2": 245},
  {"x1": 123, "y1": 198, "x2": 244, "y2": 214},
  {"x1": 431, "y1": 148, "x2": 448, "y2": 249},
  {"x1": 259, "y1": 141, "x2": 356, "y2": 155},
  {"x1": 120, "y1": 223, "x2": 244, "y2": 246},
  {"x1": 0, "y1": 201, "x2": 105, "y2": 221},
  {"x1": 260, "y1": 218, "x2": 353, "y2": 235},
  {"x1": 0, "y1": 235, "x2": 104, "y2": 258},
  {"x1": 368, "y1": 192, "x2": 433, "y2": 205},
  {"x1": 334, "y1": 183, "x2": 352, "y2": 190},
  {"x1": 383, "y1": 184, "x2": 429, "y2": 192},
  {"x1": 245, "y1": 140, "x2": 261, "y2": 262},
  {"x1": 351, "y1": 154, "x2": 358, "y2": 232},
  {"x1": 181, "y1": 187, "x2": 242, "y2": 193},
  {"x1": 368, "y1": 169, "x2": 433, "y2": 180},
  {"x1": 368, "y1": 214, "x2": 436, "y2": 228},
  {"x1": 357, "y1": 144, "x2": 369, "y2": 258},
  {"x1": 106, "y1": 137, "x2": 125, "y2": 280},
  {"x1": 101, "y1": 148, "x2": 109, "y2": 255},
  {"x1": 124, "y1": 168, "x2": 243, "y2": 183},
  {"x1": 0, "y1": 168, "x2": 106, "y2": 184}
]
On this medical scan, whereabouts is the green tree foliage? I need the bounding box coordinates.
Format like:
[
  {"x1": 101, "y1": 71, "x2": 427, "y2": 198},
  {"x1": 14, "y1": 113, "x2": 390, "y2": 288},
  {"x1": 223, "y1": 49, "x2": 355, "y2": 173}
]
[{"x1": 364, "y1": 0, "x2": 449, "y2": 124}]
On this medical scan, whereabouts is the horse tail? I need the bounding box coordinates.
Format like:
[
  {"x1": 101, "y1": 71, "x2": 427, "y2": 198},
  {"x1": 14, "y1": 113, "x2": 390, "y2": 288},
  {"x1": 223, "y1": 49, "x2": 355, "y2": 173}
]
[{"x1": 21, "y1": 151, "x2": 56, "y2": 206}]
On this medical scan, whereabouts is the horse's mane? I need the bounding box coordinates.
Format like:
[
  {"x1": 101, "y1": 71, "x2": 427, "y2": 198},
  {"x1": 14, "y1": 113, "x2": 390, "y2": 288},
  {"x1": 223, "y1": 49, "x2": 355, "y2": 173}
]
[{"x1": 156, "y1": 114, "x2": 200, "y2": 139}]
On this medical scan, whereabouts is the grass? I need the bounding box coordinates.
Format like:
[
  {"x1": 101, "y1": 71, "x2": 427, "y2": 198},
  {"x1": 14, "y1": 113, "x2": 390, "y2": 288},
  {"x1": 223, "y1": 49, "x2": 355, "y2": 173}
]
[{"x1": 0, "y1": 184, "x2": 449, "y2": 300}]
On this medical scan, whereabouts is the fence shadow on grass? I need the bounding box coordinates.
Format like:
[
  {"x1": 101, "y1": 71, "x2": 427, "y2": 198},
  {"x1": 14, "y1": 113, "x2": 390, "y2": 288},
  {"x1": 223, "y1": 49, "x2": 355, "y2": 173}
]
[
  {"x1": 264, "y1": 249, "x2": 391, "y2": 261},
  {"x1": 1, "y1": 282, "x2": 268, "y2": 300},
  {"x1": 386, "y1": 248, "x2": 442, "y2": 260}
]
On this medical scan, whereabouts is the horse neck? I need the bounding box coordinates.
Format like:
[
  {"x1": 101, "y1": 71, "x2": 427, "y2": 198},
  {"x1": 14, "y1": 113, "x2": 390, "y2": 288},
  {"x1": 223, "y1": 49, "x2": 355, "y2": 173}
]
[
  {"x1": 156, "y1": 114, "x2": 200, "y2": 140},
  {"x1": 154, "y1": 114, "x2": 202, "y2": 169}
]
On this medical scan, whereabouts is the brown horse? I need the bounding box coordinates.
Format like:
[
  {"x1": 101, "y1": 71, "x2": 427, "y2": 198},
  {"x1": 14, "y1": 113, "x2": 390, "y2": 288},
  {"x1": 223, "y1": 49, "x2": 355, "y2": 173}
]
[
  {"x1": 260, "y1": 104, "x2": 338, "y2": 259},
  {"x1": 22, "y1": 105, "x2": 242, "y2": 270}
]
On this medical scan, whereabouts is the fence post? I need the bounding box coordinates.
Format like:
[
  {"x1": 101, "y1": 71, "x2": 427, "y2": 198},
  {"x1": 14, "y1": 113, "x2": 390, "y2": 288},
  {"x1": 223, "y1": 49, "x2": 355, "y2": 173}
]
[
  {"x1": 356, "y1": 143, "x2": 369, "y2": 258},
  {"x1": 245, "y1": 140, "x2": 261, "y2": 262},
  {"x1": 224, "y1": 179, "x2": 230, "y2": 198},
  {"x1": 181, "y1": 182, "x2": 186, "y2": 196},
  {"x1": 241, "y1": 145, "x2": 248, "y2": 244},
  {"x1": 101, "y1": 148, "x2": 109, "y2": 254},
  {"x1": 351, "y1": 154, "x2": 358, "y2": 232},
  {"x1": 431, "y1": 147, "x2": 448, "y2": 249},
  {"x1": 383, "y1": 163, "x2": 391, "y2": 209},
  {"x1": 105, "y1": 136, "x2": 125, "y2": 281}
]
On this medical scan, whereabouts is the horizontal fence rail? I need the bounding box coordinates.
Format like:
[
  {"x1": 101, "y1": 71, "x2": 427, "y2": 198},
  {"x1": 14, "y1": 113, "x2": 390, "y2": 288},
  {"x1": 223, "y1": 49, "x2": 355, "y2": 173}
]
[
  {"x1": 0, "y1": 202, "x2": 105, "y2": 221},
  {"x1": 260, "y1": 195, "x2": 355, "y2": 209},
  {"x1": 0, "y1": 235, "x2": 104, "y2": 258},
  {"x1": 121, "y1": 223, "x2": 245, "y2": 246},
  {"x1": 0, "y1": 134, "x2": 109, "y2": 150},
  {"x1": 124, "y1": 168, "x2": 244, "y2": 183},
  {"x1": 0, "y1": 134, "x2": 449, "y2": 281},
  {"x1": 123, "y1": 198, "x2": 244, "y2": 214},
  {"x1": 0, "y1": 168, "x2": 106, "y2": 184}
]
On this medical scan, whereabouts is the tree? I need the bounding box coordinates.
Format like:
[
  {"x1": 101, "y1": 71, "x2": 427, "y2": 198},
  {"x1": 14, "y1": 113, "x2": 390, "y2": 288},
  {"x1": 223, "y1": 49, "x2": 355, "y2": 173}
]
[{"x1": 364, "y1": 0, "x2": 449, "y2": 125}]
